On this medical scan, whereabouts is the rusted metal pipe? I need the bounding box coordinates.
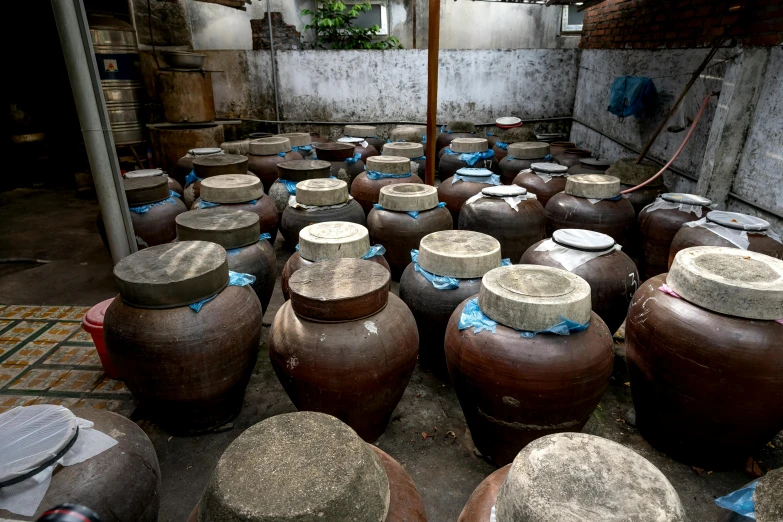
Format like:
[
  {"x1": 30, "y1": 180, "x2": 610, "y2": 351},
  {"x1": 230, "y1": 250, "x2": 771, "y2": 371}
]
[{"x1": 425, "y1": 0, "x2": 441, "y2": 186}]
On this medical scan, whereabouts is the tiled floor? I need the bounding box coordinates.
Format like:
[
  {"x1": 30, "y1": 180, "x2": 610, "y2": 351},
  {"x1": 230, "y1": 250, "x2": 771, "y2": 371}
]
[{"x1": 0, "y1": 304, "x2": 135, "y2": 416}]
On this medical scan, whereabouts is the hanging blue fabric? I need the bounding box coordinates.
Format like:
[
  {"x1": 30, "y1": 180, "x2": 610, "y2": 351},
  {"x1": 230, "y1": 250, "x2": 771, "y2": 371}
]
[
  {"x1": 128, "y1": 192, "x2": 180, "y2": 214},
  {"x1": 277, "y1": 179, "x2": 298, "y2": 195},
  {"x1": 715, "y1": 481, "x2": 757, "y2": 519},
  {"x1": 366, "y1": 170, "x2": 412, "y2": 181},
  {"x1": 189, "y1": 271, "x2": 256, "y2": 312},
  {"x1": 185, "y1": 170, "x2": 201, "y2": 185},
  {"x1": 458, "y1": 297, "x2": 589, "y2": 337},
  {"x1": 608, "y1": 76, "x2": 658, "y2": 119},
  {"x1": 495, "y1": 141, "x2": 508, "y2": 150},
  {"x1": 444, "y1": 148, "x2": 495, "y2": 167},
  {"x1": 373, "y1": 202, "x2": 445, "y2": 219},
  {"x1": 362, "y1": 245, "x2": 386, "y2": 259},
  {"x1": 292, "y1": 145, "x2": 312, "y2": 153},
  {"x1": 411, "y1": 249, "x2": 460, "y2": 290},
  {"x1": 345, "y1": 153, "x2": 362, "y2": 164}
]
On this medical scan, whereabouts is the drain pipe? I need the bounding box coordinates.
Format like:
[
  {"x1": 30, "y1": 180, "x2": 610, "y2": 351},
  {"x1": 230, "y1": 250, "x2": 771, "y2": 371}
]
[
  {"x1": 51, "y1": 0, "x2": 137, "y2": 264},
  {"x1": 267, "y1": 0, "x2": 282, "y2": 134}
]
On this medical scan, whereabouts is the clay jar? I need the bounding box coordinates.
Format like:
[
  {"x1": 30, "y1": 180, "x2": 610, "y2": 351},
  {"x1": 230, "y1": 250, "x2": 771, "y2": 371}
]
[
  {"x1": 389, "y1": 125, "x2": 425, "y2": 144},
  {"x1": 367, "y1": 183, "x2": 452, "y2": 280},
  {"x1": 498, "y1": 142, "x2": 552, "y2": 185},
  {"x1": 195, "y1": 174, "x2": 278, "y2": 244},
  {"x1": 247, "y1": 137, "x2": 303, "y2": 193},
  {"x1": 103, "y1": 241, "x2": 263, "y2": 433},
  {"x1": 343, "y1": 124, "x2": 384, "y2": 155},
  {"x1": 439, "y1": 138, "x2": 498, "y2": 182},
  {"x1": 125, "y1": 168, "x2": 183, "y2": 196},
  {"x1": 569, "y1": 157, "x2": 612, "y2": 175},
  {"x1": 458, "y1": 433, "x2": 685, "y2": 522},
  {"x1": 351, "y1": 155, "x2": 424, "y2": 215},
  {"x1": 458, "y1": 185, "x2": 546, "y2": 263},
  {"x1": 548, "y1": 140, "x2": 576, "y2": 158},
  {"x1": 626, "y1": 247, "x2": 783, "y2": 467},
  {"x1": 554, "y1": 147, "x2": 592, "y2": 168},
  {"x1": 185, "y1": 153, "x2": 249, "y2": 209},
  {"x1": 491, "y1": 126, "x2": 537, "y2": 162},
  {"x1": 607, "y1": 158, "x2": 669, "y2": 216},
  {"x1": 382, "y1": 141, "x2": 426, "y2": 178},
  {"x1": 338, "y1": 137, "x2": 378, "y2": 164},
  {"x1": 175, "y1": 208, "x2": 277, "y2": 313},
  {"x1": 399, "y1": 230, "x2": 502, "y2": 378},
  {"x1": 269, "y1": 159, "x2": 332, "y2": 216},
  {"x1": 277, "y1": 132, "x2": 315, "y2": 158},
  {"x1": 173, "y1": 147, "x2": 222, "y2": 188},
  {"x1": 438, "y1": 167, "x2": 500, "y2": 227},
  {"x1": 638, "y1": 193, "x2": 713, "y2": 280},
  {"x1": 520, "y1": 229, "x2": 639, "y2": 334},
  {"x1": 195, "y1": 412, "x2": 425, "y2": 522},
  {"x1": 668, "y1": 210, "x2": 783, "y2": 266},
  {"x1": 513, "y1": 162, "x2": 569, "y2": 207},
  {"x1": 445, "y1": 265, "x2": 614, "y2": 465},
  {"x1": 314, "y1": 142, "x2": 365, "y2": 185},
  {"x1": 546, "y1": 174, "x2": 636, "y2": 248},
  {"x1": 281, "y1": 221, "x2": 390, "y2": 300},
  {"x1": 123, "y1": 176, "x2": 187, "y2": 250},
  {"x1": 435, "y1": 120, "x2": 477, "y2": 165},
  {"x1": 220, "y1": 139, "x2": 250, "y2": 155},
  {"x1": 280, "y1": 178, "x2": 365, "y2": 250},
  {"x1": 270, "y1": 259, "x2": 418, "y2": 442}
]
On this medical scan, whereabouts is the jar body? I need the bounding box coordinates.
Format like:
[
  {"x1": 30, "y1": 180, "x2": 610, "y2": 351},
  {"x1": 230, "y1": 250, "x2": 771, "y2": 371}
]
[
  {"x1": 668, "y1": 226, "x2": 783, "y2": 268},
  {"x1": 626, "y1": 274, "x2": 783, "y2": 467},
  {"x1": 269, "y1": 295, "x2": 419, "y2": 442},
  {"x1": 324, "y1": 159, "x2": 365, "y2": 186},
  {"x1": 554, "y1": 150, "x2": 592, "y2": 167},
  {"x1": 167, "y1": 176, "x2": 184, "y2": 196},
  {"x1": 549, "y1": 141, "x2": 576, "y2": 158},
  {"x1": 435, "y1": 132, "x2": 475, "y2": 165},
  {"x1": 371, "y1": 446, "x2": 428, "y2": 522},
  {"x1": 367, "y1": 206, "x2": 453, "y2": 280},
  {"x1": 281, "y1": 252, "x2": 390, "y2": 300},
  {"x1": 104, "y1": 286, "x2": 263, "y2": 433},
  {"x1": 280, "y1": 200, "x2": 366, "y2": 250},
  {"x1": 638, "y1": 206, "x2": 709, "y2": 281},
  {"x1": 269, "y1": 180, "x2": 293, "y2": 216},
  {"x1": 227, "y1": 241, "x2": 277, "y2": 314},
  {"x1": 364, "y1": 136, "x2": 385, "y2": 152},
  {"x1": 513, "y1": 171, "x2": 566, "y2": 207},
  {"x1": 350, "y1": 142, "x2": 379, "y2": 163},
  {"x1": 445, "y1": 302, "x2": 613, "y2": 466},
  {"x1": 130, "y1": 198, "x2": 188, "y2": 249},
  {"x1": 350, "y1": 172, "x2": 424, "y2": 215},
  {"x1": 457, "y1": 466, "x2": 510, "y2": 522},
  {"x1": 545, "y1": 193, "x2": 636, "y2": 248},
  {"x1": 438, "y1": 179, "x2": 495, "y2": 227},
  {"x1": 458, "y1": 198, "x2": 546, "y2": 263},
  {"x1": 192, "y1": 196, "x2": 279, "y2": 245},
  {"x1": 498, "y1": 157, "x2": 547, "y2": 185},
  {"x1": 439, "y1": 153, "x2": 499, "y2": 182},
  {"x1": 622, "y1": 183, "x2": 668, "y2": 216},
  {"x1": 568, "y1": 164, "x2": 609, "y2": 175},
  {"x1": 248, "y1": 151, "x2": 303, "y2": 193}
]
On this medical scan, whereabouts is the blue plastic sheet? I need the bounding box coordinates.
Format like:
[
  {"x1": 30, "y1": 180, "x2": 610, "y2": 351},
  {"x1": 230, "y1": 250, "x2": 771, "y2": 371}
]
[
  {"x1": 373, "y1": 202, "x2": 445, "y2": 219},
  {"x1": 189, "y1": 271, "x2": 256, "y2": 312},
  {"x1": 453, "y1": 170, "x2": 501, "y2": 186},
  {"x1": 128, "y1": 191, "x2": 181, "y2": 214},
  {"x1": 715, "y1": 481, "x2": 757, "y2": 520},
  {"x1": 226, "y1": 233, "x2": 273, "y2": 256},
  {"x1": 345, "y1": 153, "x2": 362, "y2": 164},
  {"x1": 411, "y1": 249, "x2": 460, "y2": 290},
  {"x1": 277, "y1": 152, "x2": 287, "y2": 157},
  {"x1": 413, "y1": 155, "x2": 426, "y2": 161},
  {"x1": 196, "y1": 198, "x2": 257, "y2": 209},
  {"x1": 366, "y1": 170, "x2": 412, "y2": 181},
  {"x1": 443, "y1": 148, "x2": 495, "y2": 167},
  {"x1": 457, "y1": 297, "x2": 590, "y2": 337},
  {"x1": 495, "y1": 141, "x2": 508, "y2": 150},
  {"x1": 362, "y1": 245, "x2": 386, "y2": 259},
  {"x1": 519, "y1": 316, "x2": 590, "y2": 338},
  {"x1": 292, "y1": 145, "x2": 312, "y2": 153},
  {"x1": 501, "y1": 258, "x2": 512, "y2": 266},
  {"x1": 277, "y1": 179, "x2": 298, "y2": 194},
  {"x1": 185, "y1": 170, "x2": 201, "y2": 185},
  {"x1": 608, "y1": 76, "x2": 658, "y2": 119},
  {"x1": 170, "y1": 191, "x2": 181, "y2": 198}
]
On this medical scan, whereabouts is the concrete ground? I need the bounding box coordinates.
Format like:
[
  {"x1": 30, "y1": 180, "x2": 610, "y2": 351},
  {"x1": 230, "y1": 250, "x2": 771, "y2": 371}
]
[{"x1": 1, "y1": 188, "x2": 780, "y2": 522}]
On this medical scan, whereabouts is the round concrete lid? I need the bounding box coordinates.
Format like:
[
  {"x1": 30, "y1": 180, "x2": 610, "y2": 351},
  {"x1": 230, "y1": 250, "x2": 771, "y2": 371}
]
[
  {"x1": 315, "y1": 142, "x2": 354, "y2": 161},
  {"x1": 123, "y1": 176, "x2": 170, "y2": 205},
  {"x1": 176, "y1": 208, "x2": 260, "y2": 250},
  {"x1": 479, "y1": 265, "x2": 592, "y2": 331},
  {"x1": 390, "y1": 127, "x2": 424, "y2": 142},
  {"x1": 706, "y1": 210, "x2": 770, "y2": 231},
  {"x1": 276, "y1": 133, "x2": 312, "y2": 148},
  {"x1": 507, "y1": 142, "x2": 550, "y2": 159},
  {"x1": 125, "y1": 169, "x2": 164, "y2": 179},
  {"x1": 666, "y1": 246, "x2": 783, "y2": 320},
  {"x1": 220, "y1": 139, "x2": 250, "y2": 155},
  {"x1": 193, "y1": 154, "x2": 249, "y2": 178},
  {"x1": 418, "y1": 230, "x2": 501, "y2": 278},
  {"x1": 578, "y1": 158, "x2": 612, "y2": 170},
  {"x1": 113, "y1": 241, "x2": 229, "y2": 309},
  {"x1": 298, "y1": 221, "x2": 370, "y2": 262},
  {"x1": 755, "y1": 468, "x2": 782, "y2": 522},
  {"x1": 456, "y1": 167, "x2": 493, "y2": 177},
  {"x1": 366, "y1": 156, "x2": 411, "y2": 175},
  {"x1": 383, "y1": 142, "x2": 424, "y2": 158},
  {"x1": 661, "y1": 193, "x2": 712, "y2": 206},
  {"x1": 482, "y1": 185, "x2": 527, "y2": 197},
  {"x1": 499, "y1": 126, "x2": 537, "y2": 143},
  {"x1": 446, "y1": 121, "x2": 476, "y2": 133},
  {"x1": 200, "y1": 412, "x2": 390, "y2": 522},
  {"x1": 531, "y1": 162, "x2": 568, "y2": 175},
  {"x1": 450, "y1": 138, "x2": 488, "y2": 153},
  {"x1": 277, "y1": 160, "x2": 332, "y2": 182},
  {"x1": 344, "y1": 125, "x2": 377, "y2": 137},
  {"x1": 552, "y1": 229, "x2": 615, "y2": 252},
  {"x1": 495, "y1": 432, "x2": 685, "y2": 522},
  {"x1": 378, "y1": 183, "x2": 438, "y2": 211},
  {"x1": 249, "y1": 137, "x2": 291, "y2": 156},
  {"x1": 606, "y1": 158, "x2": 664, "y2": 186},
  {"x1": 295, "y1": 178, "x2": 349, "y2": 206},
  {"x1": 200, "y1": 175, "x2": 264, "y2": 204},
  {"x1": 189, "y1": 147, "x2": 222, "y2": 156},
  {"x1": 565, "y1": 174, "x2": 621, "y2": 199}
]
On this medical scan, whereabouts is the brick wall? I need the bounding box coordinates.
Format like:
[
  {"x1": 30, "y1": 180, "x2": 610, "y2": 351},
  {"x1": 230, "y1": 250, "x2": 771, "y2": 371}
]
[{"x1": 579, "y1": 0, "x2": 783, "y2": 49}]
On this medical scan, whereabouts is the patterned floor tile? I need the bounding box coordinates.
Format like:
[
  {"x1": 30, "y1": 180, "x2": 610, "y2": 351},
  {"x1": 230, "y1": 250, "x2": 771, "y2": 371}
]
[
  {"x1": 0, "y1": 321, "x2": 48, "y2": 358},
  {"x1": 25, "y1": 306, "x2": 78, "y2": 320},
  {"x1": 0, "y1": 319, "x2": 13, "y2": 332},
  {"x1": 8, "y1": 368, "x2": 70, "y2": 391},
  {"x1": 1, "y1": 306, "x2": 41, "y2": 319},
  {"x1": 62, "y1": 307, "x2": 91, "y2": 321},
  {"x1": 0, "y1": 394, "x2": 39, "y2": 413},
  {"x1": 44, "y1": 344, "x2": 98, "y2": 366},
  {"x1": 0, "y1": 365, "x2": 27, "y2": 388},
  {"x1": 73, "y1": 398, "x2": 125, "y2": 412},
  {"x1": 50, "y1": 370, "x2": 105, "y2": 393},
  {"x1": 3, "y1": 341, "x2": 58, "y2": 366},
  {"x1": 37, "y1": 322, "x2": 83, "y2": 343},
  {"x1": 78, "y1": 350, "x2": 103, "y2": 367},
  {"x1": 66, "y1": 326, "x2": 95, "y2": 344},
  {"x1": 93, "y1": 376, "x2": 130, "y2": 394}
]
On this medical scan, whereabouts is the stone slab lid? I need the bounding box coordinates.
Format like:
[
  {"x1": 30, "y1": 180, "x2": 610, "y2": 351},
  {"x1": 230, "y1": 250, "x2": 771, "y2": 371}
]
[
  {"x1": 418, "y1": 230, "x2": 501, "y2": 278},
  {"x1": 249, "y1": 137, "x2": 291, "y2": 156},
  {"x1": 189, "y1": 147, "x2": 222, "y2": 156},
  {"x1": 606, "y1": 158, "x2": 664, "y2": 186},
  {"x1": 276, "y1": 133, "x2": 311, "y2": 148},
  {"x1": 315, "y1": 142, "x2": 354, "y2": 161},
  {"x1": 446, "y1": 121, "x2": 476, "y2": 133},
  {"x1": 298, "y1": 221, "x2": 370, "y2": 262},
  {"x1": 578, "y1": 158, "x2": 612, "y2": 171},
  {"x1": 344, "y1": 125, "x2": 377, "y2": 138},
  {"x1": 220, "y1": 139, "x2": 250, "y2": 155},
  {"x1": 500, "y1": 126, "x2": 537, "y2": 143},
  {"x1": 200, "y1": 174, "x2": 264, "y2": 204},
  {"x1": 125, "y1": 169, "x2": 164, "y2": 179},
  {"x1": 565, "y1": 174, "x2": 621, "y2": 199},
  {"x1": 661, "y1": 193, "x2": 711, "y2": 206},
  {"x1": 667, "y1": 246, "x2": 783, "y2": 320},
  {"x1": 479, "y1": 265, "x2": 591, "y2": 331},
  {"x1": 200, "y1": 412, "x2": 390, "y2": 522},
  {"x1": 450, "y1": 138, "x2": 488, "y2": 153},
  {"x1": 296, "y1": 178, "x2": 349, "y2": 206},
  {"x1": 176, "y1": 208, "x2": 260, "y2": 250},
  {"x1": 482, "y1": 185, "x2": 527, "y2": 197},
  {"x1": 289, "y1": 259, "x2": 390, "y2": 322},
  {"x1": 552, "y1": 229, "x2": 615, "y2": 251},
  {"x1": 507, "y1": 142, "x2": 550, "y2": 159},
  {"x1": 193, "y1": 154, "x2": 249, "y2": 179},
  {"x1": 277, "y1": 160, "x2": 332, "y2": 182},
  {"x1": 456, "y1": 167, "x2": 493, "y2": 178},
  {"x1": 366, "y1": 156, "x2": 410, "y2": 175},
  {"x1": 383, "y1": 142, "x2": 424, "y2": 158},
  {"x1": 390, "y1": 127, "x2": 424, "y2": 142},
  {"x1": 123, "y1": 176, "x2": 169, "y2": 205},
  {"x1": 495, "y1": 433, "x2": 685, "y2": 522},
  {"x1": 531, "y1": 162, "x2": 568, "y2": 175},
  {"x1": 113, "y1": 241, "x2": 229, "y2": 309},
  {"x1": 706, "y1": 210, "x2": 770, "y2": 231},
  {"x1": 379, "y1": 184, "x2": 438, "y2": 211}
]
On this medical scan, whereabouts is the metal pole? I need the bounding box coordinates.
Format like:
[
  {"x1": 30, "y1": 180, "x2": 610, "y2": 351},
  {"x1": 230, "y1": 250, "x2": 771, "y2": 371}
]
[
  {"x1": 51, "y1": 0, "x2": 137, "y2": 263},
  {"x1": 425, "y1": 0, "x2": 441, "y2": 186},
  {"x1": 267, "y1": 0, "x2": 282, "y2": 134}
]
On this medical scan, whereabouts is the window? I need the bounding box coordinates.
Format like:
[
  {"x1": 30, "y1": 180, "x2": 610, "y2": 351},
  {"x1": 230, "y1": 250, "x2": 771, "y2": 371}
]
[
  {"x1": 561, "y1": 4, "x2": 585, "y2": 33},
  {"x1": 345, "y1": 2, "x2": 389, "y2": 36}
]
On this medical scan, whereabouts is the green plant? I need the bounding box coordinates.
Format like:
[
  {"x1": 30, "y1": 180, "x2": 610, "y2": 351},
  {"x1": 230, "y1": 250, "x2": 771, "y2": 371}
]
[{"x1": 301, "y1": 1, "x2": 403, "y2": 50}]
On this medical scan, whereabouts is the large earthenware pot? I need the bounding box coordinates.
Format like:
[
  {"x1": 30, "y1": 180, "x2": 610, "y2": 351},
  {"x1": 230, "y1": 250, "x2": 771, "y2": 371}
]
[
  {"x1": 269, "y1": 159, "x2": 332, "y2": 217},
  {"x1": 343, "y1": 124, "x2": 385, "y2": 153},
  {"x1": 172, "y1": 146, "x2": 222, "y2": 188},
  {"x1": 606, "y1": 157, "x2": 669, "y2": 216},
  {"x1": 382, "y1": 141, "x2": 426, "y2": 178},
  {"x1": 184, "y1": 153, "x2": 250, "y2": 208},
  {"x1": 490, "y1": 126, "x2": 537, "y2": 162},
  {"x1": 548, "y1": 140, "x2": 576, "y2": 158},
  {"x1": 277, "y1": 132, "x2": 315, "y2": 158},
  {"x1": 438, "y1": 168, "x2": 501, "y2": 227},
  {"x1": 512, "y1": 162, "x2": 568, "y2": 207},
  {"x1": 554, "y1": 147, "x2": 592, "y2": 168},
  {"x1": 247, "y1": 137, "x2": 303, "y2": 193},
  {"x1": 568, "y1": 157, "x2": 611, "y2": 175},
  {"x1": 435, "y1": 121, "x2": 477, "y2": 166},
  {"x1": 338, "y1": 136, "x2": 379, "y2": 164},
  {"x1": 314, "y1": 142, "x2": 365, "y2": 185},
  {"x1": 498, "y1": 142, "x2": 551, "y2": 185},
  {"x1": 122, "y1": 176, "x2": 187, "y2": 250},
  {"x1": 125, "y1": 168, "x2": 183, "y2": 196},
  {"x1": 351, "y1": 156, "x2": 424, "y2": 215},
  {"x1": 439, "y1": 138, "x2": 498, "y2": 182}
]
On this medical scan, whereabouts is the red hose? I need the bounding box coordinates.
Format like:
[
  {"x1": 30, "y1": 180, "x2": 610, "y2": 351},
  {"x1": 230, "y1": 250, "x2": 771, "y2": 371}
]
[{"x1": 620, "y1": 92, "x2": 716, "y2": 194}]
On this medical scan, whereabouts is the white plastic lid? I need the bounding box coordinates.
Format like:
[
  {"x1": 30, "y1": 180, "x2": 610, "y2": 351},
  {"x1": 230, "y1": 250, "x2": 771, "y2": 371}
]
[
  {"x1": 456, "y1": 167, "x2": 493, "y2": 177},
  {"x1": 552, "y1": 229, "x2": 615, "y2": 252},
  {"x1": 496, "y1": 116, "x2": 522, "y2": 126},
  {"x1": 706, "y1": 210, "x2": 769, "y2": 231},
  {"x1": 125, "y1": 169, "x2": 164, "y2": 178},
  {"x1": 189, "y1": 147, "x2": 222, "y2": 156},
  {"x1": 531, "y1": 163, "x2": 568, "y2": 175},
  {"x1": 482, "y1": 185, "x2": 527, "y2": 197},
  {"x1": 661, "y1": 193, "x2": 711, "y2": 206}
]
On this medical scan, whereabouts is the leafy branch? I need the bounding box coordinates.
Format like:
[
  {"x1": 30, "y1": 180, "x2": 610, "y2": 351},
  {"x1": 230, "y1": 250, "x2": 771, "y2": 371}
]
[{"x1": 301, "y1": 1, "x2": 403, "y2": 50}]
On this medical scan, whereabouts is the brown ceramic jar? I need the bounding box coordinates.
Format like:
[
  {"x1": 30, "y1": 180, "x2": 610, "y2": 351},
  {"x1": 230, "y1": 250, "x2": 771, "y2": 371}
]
[
  {"x1": 382, "y1": 141, "x2": 426, "y2": 179},
  {"x1": 498, "y1": 142, "x2": 552, "y2": 185},
  {"x1": 338, "y1": 137, "x2": 378, "y2": 163},
  {"x1": 247, "y1": 137, "x2": 303, "y2": 193},
  {"x1": 626, "y1": 247, "x2": 783, "y2": 467},
  {"x1": 351, "y1": 156, "x2": 424, "y2": 215},
  {"x1": 277, "y1": 132, "x2": 315, "y2": 158},
  {"x1": 606, "y1": 158, "x2": 669, "y2": 216},
  {"x1": 435, "y1": 120, "x2": 477, "y2": 166},
  {"x1": 438, "y1": 168, "x2": 501, "y2": 227},
  {"x1": 123, "y1": 176, "x2": 187, "y2": 250},
  {"x1": 314, "y1": 142, "x2": 366, "y2": 185},
  {"x1": 344, "y1": 124, "x2": 385, "y2": 152},
  {"x1": 104, "y1": 242, "x2": 263, "y2": 434},
  {"x1": 548, "y1": 141, "x2": 576, "y2": 158},
  {"x1": 554, "y1": 148, "x2": 592, "y2": 168},
  {"x1": 184, "y1": 153, "x2": 250, "y2": 209},
  {"x1": 220, "y1": 139, "x2": 250, "y2": 155},
  {"x1": 513, "y1": 162, "x2": 569, "y2": 207},
  {"x1": 125, "y1": 168, "x2": 183, "y2": 196},
  {"x1": 270, "y1": 259, "x2": 418, "y2": 441},
  {"x1": 173, "y1": 146, "x2": 223, "y2": 188},
  {"x1": 269, "y1": 159, "x2": 332, "y2": 217},
  {"x1": 367, "y1": 184, "x2": 452, "y2": 280},
  {"x1": 439, "y1": 138, "x2": 499, "y2": 182},
  {"x1": 568, "y1": 157, "x2": 612, "y2": 175},
  {"x1": 491, "y1": 126, "x2": 537, "y2": 162}
]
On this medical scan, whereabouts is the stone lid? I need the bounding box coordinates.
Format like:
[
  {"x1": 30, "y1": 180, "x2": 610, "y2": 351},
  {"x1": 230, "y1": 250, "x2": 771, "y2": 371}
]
[
  {"x1": 706, "y1": 210, "x2": 770, "y2": 231},
  {"x1": 482, "y1": 185, "x2": 527, "y2": 197},
  {"x1": 113, "y1": 241, "x2": 229, "y2": 309},
  {"x1": 552, "y1": 229, "x2": 615, "y2": 252},
  {"x1": 277, "y1": 133, "x2": 312, "y2": 148},
  {"x1": 193, "y1": 154, "x2": 249, "y2": 179},
  {"x1": 755, "y1": 468, "x2": 782, "y2": 522},
  {"x1": 495, "y1": 433, "x2": 685, "y2": 522},
  {"x1": 450, "y1": 138, "x2": 488, "y2": 153},
  {"x1": 446, "y1": 121, "x2": 476, "y2": 133},
  {"x1": 456, "y1": 167, "x2": 493, "y2": 178},
  {"x1": 296, "y1": 178, "x2": 349, "y2": 206},
  {"x1": 199, "y1": 412, "x2": 390, "y2": 522},
  {"x1": 249, "y1": 137, "x2": 291, "y2": 156},
  {"x1": 277, "y1": 160, "x2": 332, "y2": 182},
  {"x1": 378, "y1": 184, "x2": 438, "y2": 212},
  {"x1": 189, "y1": 147, "x2": 222, "y2": 156},
  {"x1": 125, "y1": 169, "x2": 164, "y2": 179},
  {"x1": 200, "y1": 175, "x2": 264, "y2": 204},
  {"x1": 123, "y1": 176, "x2": 170, "y2": 206},
  {"x1": 661, "y1": 193, "x2": 712, "y2": 206},
  {"x1": 289, "y1": 259, "x2": 390, "y2": 322},
  {"x1": 507, "y1": 142, "x2": 550, "y2": 160},
  {"x1": 418, "y1": 230, "x2": 501, "y2": 279},
  {"x1": 606, "y1": 158, "x2": 664, "y2": 186},
  {"x1": 667, "y1": 246, "x2": 783, "y2": 320},
  {"x1": 176, "y1": 208, "x2": 260, "y2": 250},
  {"x1": 298, "y1": 222, "x2": 370, "y2": 262},
  {"x1": 499, "y1": 126, "x2": 537, "y2": 143},
  {"x1": 531, "y1": 162, "x2": 568, "y2": 175},
  {"x1": 578, "y1": 158, "x2": 612, "y2": 170},
  {"x1": 390, "y1": 127, "x2": 424, "y2": 142},
  {"x1": 220, "y1": 139, "x2": 250, "y2": 155},
  {"x1": 479, "y1": 265, "x2": 592, "y2": 331},
  {"x1": 383, "y1": 142, "x2": 424, "y2": 158},
  {"x1": 565, "y1": 174, "x2": 621, "y2": 199},
  {"x1": 366, "y1": 156, "x2": 410, "y2": 175},
  {"x1": 344, "y1": 125, "x2": 377, "y2": 138},
  {"x1": 315, "y1": 142, "x2": 354, "y2": 161}
]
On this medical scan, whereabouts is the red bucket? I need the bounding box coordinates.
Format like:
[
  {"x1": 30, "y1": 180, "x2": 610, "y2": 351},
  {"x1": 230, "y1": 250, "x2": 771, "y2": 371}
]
[{"x1": 82, "y1": 298, "x2": 121, "y2": 379}]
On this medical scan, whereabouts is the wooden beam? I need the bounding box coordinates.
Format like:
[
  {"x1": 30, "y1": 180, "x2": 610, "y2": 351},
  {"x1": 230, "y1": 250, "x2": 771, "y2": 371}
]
[{"x1": 425, "y1": 0, "x2": 440, "y2": 187}]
